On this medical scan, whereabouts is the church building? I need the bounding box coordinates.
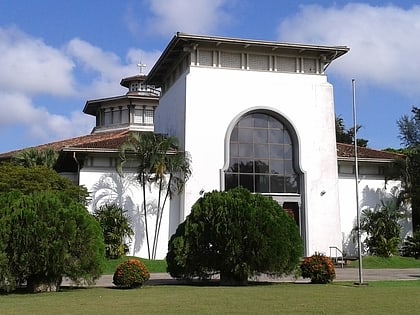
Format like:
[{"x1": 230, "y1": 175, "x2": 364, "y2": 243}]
[{"x1": 0, "y1": 33, "x2": 407, "y2": 259}]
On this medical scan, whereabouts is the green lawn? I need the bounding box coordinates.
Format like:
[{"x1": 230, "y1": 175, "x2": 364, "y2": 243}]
[
  {"x1": 1, "y1": 281, "x2": 420, "y2": 314},
  {"x1": 103, "y1": 255, "x2": 420, "y2": 275},
  {"x1": 348, "y1": 256, "x2": 420, "y2": 269}
]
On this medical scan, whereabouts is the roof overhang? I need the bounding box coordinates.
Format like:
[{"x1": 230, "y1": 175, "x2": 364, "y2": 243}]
[{"x1": 145, "y1": 32, "x2": 349, "y2": 87}]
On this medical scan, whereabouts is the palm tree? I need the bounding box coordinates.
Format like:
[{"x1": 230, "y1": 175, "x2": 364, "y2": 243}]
[
  {"x1": 118, "y1": 132, "x2": 191, "y2": 259},
  {"x1": 12, "y1": 147, "x2": 58, "y2": 169}
]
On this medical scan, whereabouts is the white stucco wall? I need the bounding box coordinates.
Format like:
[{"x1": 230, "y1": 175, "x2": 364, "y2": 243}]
[
  {"x1": 156, "y1": 66, "x2": 342, "y2": 256},
  {"x1": 338, "y1": 174, "x2": 409, "y2": 255},
  {"x1": 79, "y1": 167, "x2": 171, "y2": 260}
]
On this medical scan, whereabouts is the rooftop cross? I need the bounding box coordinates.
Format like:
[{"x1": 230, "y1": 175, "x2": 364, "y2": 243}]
[{"x1": 137, "y1": 61, "x2": 147, "y2": 74}]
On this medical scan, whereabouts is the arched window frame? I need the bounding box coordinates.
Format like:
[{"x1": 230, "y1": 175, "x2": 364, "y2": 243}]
[{"x1": 221, "y1": 108, "x2": 303, "y2": 195}]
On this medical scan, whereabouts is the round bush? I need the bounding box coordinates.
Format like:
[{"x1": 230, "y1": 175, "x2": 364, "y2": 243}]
[
  {"x1": 166, "y1": 187, "x2": 303, "y2": 284},
  {"x1": 300, "y1": 252, "x2": 336, "y2": 284},
  {"x1": 113, "y1": 259, "x2": 150, "y2": 288}
]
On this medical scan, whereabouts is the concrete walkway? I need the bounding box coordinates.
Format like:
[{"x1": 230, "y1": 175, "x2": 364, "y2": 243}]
[{"x1": 62, "y1": 268, "x2": 420, "y2": 287}]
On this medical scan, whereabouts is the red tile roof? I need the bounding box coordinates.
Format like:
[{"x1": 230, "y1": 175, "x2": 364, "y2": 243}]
[
  {"x1": 0, "y1": 130, "x2": 135, "y2": 159},
  {"x1": 336, "y1": 142, "x2": 404, "y2": 161}
]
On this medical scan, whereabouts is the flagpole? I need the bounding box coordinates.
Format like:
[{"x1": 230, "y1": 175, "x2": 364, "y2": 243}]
[{"x1": 352, "y1": 78, "x2": 364, "y2": 285}]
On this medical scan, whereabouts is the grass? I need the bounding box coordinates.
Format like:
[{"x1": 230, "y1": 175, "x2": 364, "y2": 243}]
[
  {"x1": 103, "y1": 255, "x2": 420, "y2": 275},
  {"x1": 1, "y1": 281, "x2": 420, "y2": 314},
  {"x1": 103, "y1": 256, "x2": 167, "y2": 274},
  {"x1": 348, "y1": 256, "x2": 420, "y2": 269}
]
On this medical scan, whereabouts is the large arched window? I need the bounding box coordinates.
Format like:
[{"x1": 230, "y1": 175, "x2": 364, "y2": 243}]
[{"x1": 225, "y1": 112, "x2": 300, "y2": 193}]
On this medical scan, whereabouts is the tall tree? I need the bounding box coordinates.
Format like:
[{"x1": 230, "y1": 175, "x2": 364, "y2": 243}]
[
  {"x1": 118, "y1": 132, "x2": 191, "y2": 259},
  {"x1": 335, "y1": 115, "x2": 368, "y2": 147},
  {"x1": 397, "y1": 106, "x2": 420, "y2": 231}
]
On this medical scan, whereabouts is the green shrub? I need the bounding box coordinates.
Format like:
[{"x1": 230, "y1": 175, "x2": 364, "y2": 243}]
[
  {"x1": 166, "y1": 187, "x2": 303, "y2": 285},
  {"x1": 113, "y1": 259, "x2": 150, "y2": 288},
  {"x1": 300, "y1": 252, "x2": 336, "y2": 284},
  {"x1": 401, "y1": 231, "x2": 420, "y2": 259},
  {"x1": 93, "y1": 204, "x2": 133, "y2": 259},
  {"x1": 0, "y1": 191, "x2": 105, "y2": 293}
]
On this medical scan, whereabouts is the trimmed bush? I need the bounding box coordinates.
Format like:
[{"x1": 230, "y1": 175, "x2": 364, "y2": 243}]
[
  {"x1": 402, "y1": 231, "x2": 420, "y2": 259},
  {"x1": 113, "y1": 259, "x2": 150, "y2": 288},
  {"x1": 300, "y1": 252, "x2": 336, "y2": 284},
  {"x1": 0, "y1": 191, "x2": 105, "y2": 293},
  {"x1": 166, "y1": 187, "x2": 303, "y2": 285}
]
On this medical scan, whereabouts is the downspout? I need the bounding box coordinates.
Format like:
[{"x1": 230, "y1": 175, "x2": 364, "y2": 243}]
[{"x1": 73, "y1": 151, "x2": 80, "y2": 185}]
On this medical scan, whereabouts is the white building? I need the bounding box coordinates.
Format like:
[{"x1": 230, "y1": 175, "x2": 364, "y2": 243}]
[{"x1": 0, "y1": 33, "x2": 408, "y2": 259}]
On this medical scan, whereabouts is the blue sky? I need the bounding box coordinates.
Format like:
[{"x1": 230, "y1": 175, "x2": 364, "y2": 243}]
[{"x1": 0, "y1": 0, "x2": 419, "y2": 152}]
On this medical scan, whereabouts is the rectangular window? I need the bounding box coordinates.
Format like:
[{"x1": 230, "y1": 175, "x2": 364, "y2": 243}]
[
  {"x1": 144, "y1": 109, "x2": 154, "y2": 124},
  {"x1": 303, "y1": 58, "x2": 317, "y2": 73},
  {"x1": 276, "y1": 56, "x2": 296, "y2": 72},
  {"x1": 121, "y1": 108, "x2": 129, "y2": 124},
  {"x1": 104, "y1": 110, "x2": 112, "y2": 125},
  {"x1": 248, "y1": 54, "x2": 269, "y2": 71},
  {"x1": 134, "y1": 109, "x2": 143, "y2": 124},
  {"x1": 198, "y1": 49, "x2": 213, "y2": 66},
  {"x1": 221, "y1": 51, "x2": 241, "y2": 68}
]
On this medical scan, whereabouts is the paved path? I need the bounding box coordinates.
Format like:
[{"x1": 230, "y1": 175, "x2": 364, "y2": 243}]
[{"x1": 63, "y1": 268, "x2": 420, "y2": 287}]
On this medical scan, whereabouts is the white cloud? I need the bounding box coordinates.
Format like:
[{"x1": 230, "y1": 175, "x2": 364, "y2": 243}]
[
  {"x1": 277, "y1": 4, "x2": 420, "y2": 96},
  {"x1": 0, "y1": 27, "x2": 162, "y2": 149},
  {"x1": 0, "y1": 91, "x2": 94, "y2": 143},
  {"x1": 143, "y1": 0, "x2": 232, "y2": 36},
  {"x1": 0, "y1": 26, "x2": 76, "y2": 96}
]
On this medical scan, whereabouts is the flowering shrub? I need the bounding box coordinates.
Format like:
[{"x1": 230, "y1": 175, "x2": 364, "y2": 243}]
[
  {"x1": 113, "y1": 259, "x2": 150, "y2": 288},
  {"x1": 300, "y1": 252, "x2": 336, "y2": 284}
]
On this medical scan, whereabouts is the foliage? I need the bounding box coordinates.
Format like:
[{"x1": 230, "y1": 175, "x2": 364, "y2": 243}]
[
  {"x1": 93, "y1": 204, "x2": 134, "y2": 259},
  {"x1": 401, "y1": 231, "x2": 420, "y2": 259},
  {"x1": 356, "y1": 202, "x2": 403, "y2": 257},
  {"x1": 396, "y1": 107, "x2": 420, "y2": 232},
  {"x1": 335, "y1": 115, "x2": 368, "y2": 147},
  {"x1": 12, "y1": 147, "x2": 58, "y2": 169},
  {"x1": 0, "y1": 163, "x2": 89, "y2": 204},
  {"x1": 0, "y1": 191, "x2": 105, "y2": 293},
  {"x1": 119, "y1": 132, "x2": 191, "y2": 259},
  {"x1": 112, "y1": 259, "x2": 150, "y2": 288},
  {"x1": 166, "y1": 187, "x2": 303, "y2": 285},
  {"x1": 300, "y1": 252, "x2": 336, "y2": 284}
]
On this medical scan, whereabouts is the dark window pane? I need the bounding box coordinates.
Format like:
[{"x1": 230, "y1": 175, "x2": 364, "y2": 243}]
[
  {"x1": 254, "y1": 114, "x2": 268, "y2": 127},
  {"x1": 225, "y1": 174, "x2": 238, "y2": 191},
  {"x1": 284, "y1": 144, "x2": 292, "y2": 159},
  {"x1": 254, "y1": 144, "x2": 268, "y2": 158},
  {"x1": 228, "y1": 158, "x2": 239, "y2": 172},
  {"x1": 284, "y1": 131, "x2": 292, "y2": 144},
  {"x1": 268, "y1": 116, "x2": 282, "y2": 129},
  {"x1": 253, "y1": 129, "x2": 268, "y2": 143},
  {"x1": 230, "y1": 127, "x2": 238, "y2": 142},
  {"x1": 239, "y1": 143, "x2": 253, "y2": 157},
  {"x1": 269, "y1": 129, "x2": 284, "y2": 143},
  {"x1": 230, "y1": 143, "x2": 238, "y2": 157},
  {"x1": 284, "y1": 160, "x2": 294, "y2": 175},
  {"x1": 270, "y1": 159, "x2": 284, "y2": 174},
  {"x1": 255, "y1": 175, "x2": 269, "y2": 192},
  {"x1": 270, "y1": 175, "x2": 285, "y2": 193},
  {"x1": 239, "y1": 116, "x2": 253, "y2": 127},
  {"x1": 239, "y1": 159, "x2": 253, "y2": 173},
  {"x1": 255, "y1": 160, "x2": 269, "y2": 173},
  {"x1": 286, "y1": 175, "x2": 299, "y2": 193},
  {"x1": 270, "y1": 144, "x2": 283, "y2": 158},
  {"x1": 238, "y1": 128, "x2": 253, "y2": 142},
  {"x1": 239, "y1": 174, "x2": 254, "y2": 191}
]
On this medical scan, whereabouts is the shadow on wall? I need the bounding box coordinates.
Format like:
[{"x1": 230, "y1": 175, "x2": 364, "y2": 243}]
[
  {"x1": 342, "y1": 184, "x2": 412, "y2": 255},
  {"x1": 89, "y1": 173, "x2": 159, "y2": 257}
]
